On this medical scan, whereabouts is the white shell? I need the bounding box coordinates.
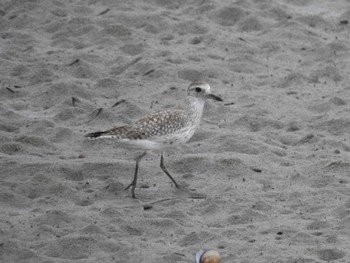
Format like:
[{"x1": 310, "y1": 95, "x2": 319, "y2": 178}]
[{"x1": 195, "y1": 249, "x2": 221, "y2": 263}]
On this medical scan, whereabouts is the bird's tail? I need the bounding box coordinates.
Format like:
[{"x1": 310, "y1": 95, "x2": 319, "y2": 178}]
[
  {"x1": 85, "y1": 126, "x2": 132, "y2": 139},
  {"x1": 85, "y1": 131, "x2": 107, "y2": 139}
]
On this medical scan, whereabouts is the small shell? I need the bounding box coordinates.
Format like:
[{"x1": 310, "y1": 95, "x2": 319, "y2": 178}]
[{"x1": 196, "y1": 249, "x2": 221, "y2": 263}]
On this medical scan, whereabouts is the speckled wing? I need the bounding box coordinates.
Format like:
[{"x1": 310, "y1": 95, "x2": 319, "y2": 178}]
[
  {"x1": 85, "y1": 108, "x2": 189, "y2": 141},
  {"x1": 128, "y1": 109, "x2": 189, "y2": 139}
]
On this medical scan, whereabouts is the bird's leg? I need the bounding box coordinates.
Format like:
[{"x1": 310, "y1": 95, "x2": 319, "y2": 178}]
[
  {"x1": 125, "y1": 151, "x2": 147, "y2": 198},
  {"x1": 160, "y1": 152, "x2": 179, "y2": 188}
]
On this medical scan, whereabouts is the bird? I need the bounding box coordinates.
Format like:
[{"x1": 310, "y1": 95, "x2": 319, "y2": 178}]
[
  {"x1": 85, "y1": 80, "x2": 222, "y2": 198},
  {"x1": 196, "y1": 249, "x2": 221, "y2": 263}
]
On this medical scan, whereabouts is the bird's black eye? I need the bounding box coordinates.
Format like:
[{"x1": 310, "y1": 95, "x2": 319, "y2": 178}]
[{"x1": 195, "y1": 87, "x2": 202, "y2": 92}]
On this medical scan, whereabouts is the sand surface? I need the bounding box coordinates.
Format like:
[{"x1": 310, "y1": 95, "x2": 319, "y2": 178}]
[{"x1": 1, "y1": 0, "x2": 350, "y2": 262}]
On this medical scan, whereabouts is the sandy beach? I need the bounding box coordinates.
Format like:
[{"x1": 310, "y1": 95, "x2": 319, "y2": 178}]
[{"x1": 1, "y1": 0, "x2": 350, "y2": 262}]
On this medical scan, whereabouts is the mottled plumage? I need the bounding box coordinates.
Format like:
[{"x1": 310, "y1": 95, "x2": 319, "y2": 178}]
[
  {"x1": 85, "y1": 80, "x2": 222, "y2": 198},
  {"x1": 91, "y1": 110, "x2": 188, "y2": 141}
]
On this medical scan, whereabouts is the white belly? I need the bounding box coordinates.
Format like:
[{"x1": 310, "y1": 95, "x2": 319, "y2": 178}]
[{"x1": 120, "y1": 125, "x2": 197, "y2": 151}]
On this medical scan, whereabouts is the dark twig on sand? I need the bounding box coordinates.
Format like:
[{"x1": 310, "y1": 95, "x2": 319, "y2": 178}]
[
  {"x1": 94, "y1": 108, "x2": 103, "y2": 117},
  {"x1": 6, "y1": 87, "x2": 14, "y2": 93},
  {"x1": 143, "y1": 205, "x2": 153, "y2": 210},
  {"x1": 68, "y1": 59, "x2": 80, "y2": 66},
  {"x1": 98, "y1": 8, "x2": 110, "y2": 15},
  {"x1": 111, "y1": 99, "x2": 126, "y2": 108},
  {"x1": 72, "y1": 97, "x2": 78, "y2": 107},
  {"x1": 251, "y1": 167, "x2": 262, "y2": 173},
  {"x1": 143, "y1": 69, "x2": 155, "y2": 76}
]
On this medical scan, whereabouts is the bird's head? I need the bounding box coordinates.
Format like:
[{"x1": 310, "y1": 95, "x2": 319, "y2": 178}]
[{"x1": 187, "y1": 80, "x2": 223, "y2": 102}]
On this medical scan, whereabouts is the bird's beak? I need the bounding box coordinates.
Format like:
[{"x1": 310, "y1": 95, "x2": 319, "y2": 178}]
[{"x1": 206, "y1": 92, "x2": 223, "y2": 102}]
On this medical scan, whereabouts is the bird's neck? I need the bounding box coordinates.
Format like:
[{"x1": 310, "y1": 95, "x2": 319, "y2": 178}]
[{"x1": 185, "y1": 96, "x2": 205, "y2": 122}]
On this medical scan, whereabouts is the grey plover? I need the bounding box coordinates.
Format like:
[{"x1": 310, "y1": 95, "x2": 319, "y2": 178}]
[{"x1": 85, "y1": 80, "x2": 222, "y2": 198}]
